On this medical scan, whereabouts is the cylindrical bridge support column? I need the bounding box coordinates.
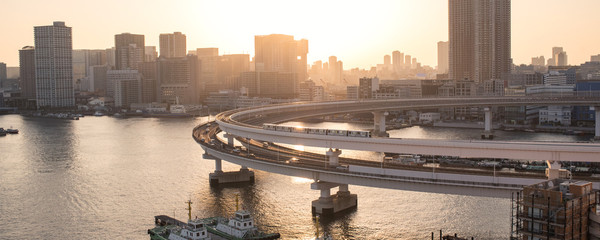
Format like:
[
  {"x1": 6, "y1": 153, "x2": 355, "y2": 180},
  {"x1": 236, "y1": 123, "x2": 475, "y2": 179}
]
[
  {"x1": 224, "y1": 133, "x2": 235, "y2": 147},
  {"x1": 373, "y1": 111, "x2": 389, "y2": 137},
  {"x1": 326, "y1": 148, "x2": 342, "y2": 167},
  {"x1": 593, "y1": 106, "x2": 600, "y2": 140},
  {"x1": 482, "y1": 107, "x2": 493, "y2": 139},
  {"x1": 215, "y1": 159, "x2": 223, "y2": 173}
]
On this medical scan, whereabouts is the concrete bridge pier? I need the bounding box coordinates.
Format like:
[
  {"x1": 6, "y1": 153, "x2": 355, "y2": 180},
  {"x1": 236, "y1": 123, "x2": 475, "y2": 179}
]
[
  {"x1": 207, "y1": 135, "x2": 255, "y2": 186},
  {"x1": 311, "y1": 181, "x2": 357, "y2": 217},
  {"x1": 481, "y1": 107, "x2": 493, "y2": 139},
  {"x1": 326, "y1": 148, "x2": 341, "y2": 167},
  {"x1": 224, "y1": 133, "x2": 235, "y2": 147},
  {"x1": 593, "y1": 106, "x2": 600, "y2": 140},
  {"x1": 373, "y1": 111, "x2": 389, "y2": 137}
]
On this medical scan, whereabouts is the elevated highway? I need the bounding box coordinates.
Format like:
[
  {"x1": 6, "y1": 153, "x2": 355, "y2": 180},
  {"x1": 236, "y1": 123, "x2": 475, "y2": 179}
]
[
  {"x1": 195, "y1": 96, "x2": 600, "y2": 215},
  {"x1": 216, "y1": 96, "x2": 600, "y2": 162}
]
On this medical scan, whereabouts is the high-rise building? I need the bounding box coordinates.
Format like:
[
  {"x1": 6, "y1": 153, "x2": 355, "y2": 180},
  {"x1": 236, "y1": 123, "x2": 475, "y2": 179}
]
[
  {"x1": 159, "y1": 32, "x2": 186, "y2": 58},
  {"x1": 87, "y1": 65, "x2": 109, "y2": 93},
  {"x1": 383, "y1": 55, "x2": 391, "y2": 66},
  {"x1": 34, "y1": 21, "x2": 74, "y2": 108},
  {"x1": 254, "y1": 34, "x2": 308, "y2": 82},
  {"x1": 108, "y1": 70, "x2": 142, "y2": 108},
  {"x1": 115, "y1": 33, "x2": 145, "y2": 70},
  {"x1": 392, "y1": 51, "x2": 404, "y2": 73},
  {"x1": 437, "y1": 41, "x2": 449, "y2": 74},
  {"x1": 591, "y1": 54, "x2": 600, "y2": 63},
  {"x1": 549, "y1": 47, "x2": 568, "y2": 67},
  {"x1": 531, "y1": 56, "x2": 545, "y2": 66},
  {"x1": 0, "y1": 62, "x2": 6, "y2": 82},
  {"x1": 138, "y1": 62, "x2": 157, "y2": 103},
  {"x1": 19, "y1": 46, "x2": 36, "y2": 99},
  {"x1": 328, "y1": 56, "x2": 342, "y2": 83},
  {"x1": 145, "y1": 46, "x2": 158, "y2": 62},
  {"x1": 106, "y1": 47, "x2": 116, "y2": 68},
  {"x1": 157, "y1": 56, "x2": 199, "y2": 104},
  {"x1": 557, "y1": 51, "x2": 568, "y2": 67},
  {"x1": 449, "y1": 0, "x2": 511, "y2": 83},
  {"x1": 405, "y1": 55, "x2": 412, "y2": 69}
]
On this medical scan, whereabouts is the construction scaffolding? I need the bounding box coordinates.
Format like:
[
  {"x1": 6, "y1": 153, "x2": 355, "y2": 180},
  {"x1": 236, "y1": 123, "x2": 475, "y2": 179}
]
[{"x1": 511, "y1": 179, "x2": 598, "y2": 240}]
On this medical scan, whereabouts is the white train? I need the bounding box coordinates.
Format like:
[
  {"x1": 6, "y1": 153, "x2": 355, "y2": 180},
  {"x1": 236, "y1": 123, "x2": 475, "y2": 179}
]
[{"x1": 263, "y1": 123, "x2": 371, "y2": 138}]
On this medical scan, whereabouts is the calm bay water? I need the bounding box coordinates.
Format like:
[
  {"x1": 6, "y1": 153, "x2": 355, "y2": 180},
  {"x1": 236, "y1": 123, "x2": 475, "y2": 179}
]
[{"x1": 0, "y1": 114, "x2": 588, "y2": 239}]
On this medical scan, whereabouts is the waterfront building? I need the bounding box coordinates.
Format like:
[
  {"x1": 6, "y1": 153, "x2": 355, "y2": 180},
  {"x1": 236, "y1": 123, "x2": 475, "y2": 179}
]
[
  {"x1": 108, "y1": 70, "x2": 142, "y2": 108},
  {"x1": 34, "y1": 21, "x2": 74, "y2": 108},
  {"x1": 449, "y1": 0, "x2": 511, "y2": 83},
  {"x1": 591, "y1": 54, "x2": 600, "y2": 63},
  {"x1": 19, "y1": 46, "x2": 36, "y2": 100},
  {"x1": 159, "y1": 32, "x2": 186, "y2": 58},
  {"x1": 539, "y1": 105, "x2": 572, "y2": 126}
]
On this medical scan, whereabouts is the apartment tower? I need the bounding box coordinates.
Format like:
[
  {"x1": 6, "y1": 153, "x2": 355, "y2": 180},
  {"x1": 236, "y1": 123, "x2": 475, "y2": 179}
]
[
  {"x1": 449, "y1": 0, "x2": 511, "y2": 83},
  {"x1": 34, "y1": 21, "x2": 74, "y2": 108}
]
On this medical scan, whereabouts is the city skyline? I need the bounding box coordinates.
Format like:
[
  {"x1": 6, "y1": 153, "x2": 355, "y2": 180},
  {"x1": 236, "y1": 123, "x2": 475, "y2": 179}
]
[{"x1": 1, "y1": 0, "x2": 600, "y2": 69}]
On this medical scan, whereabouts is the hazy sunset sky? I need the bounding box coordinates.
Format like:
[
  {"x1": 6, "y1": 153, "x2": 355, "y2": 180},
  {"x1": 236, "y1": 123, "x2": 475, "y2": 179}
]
[{"x1": 1, "y1": 0, "x2": 599, "y2": 69}]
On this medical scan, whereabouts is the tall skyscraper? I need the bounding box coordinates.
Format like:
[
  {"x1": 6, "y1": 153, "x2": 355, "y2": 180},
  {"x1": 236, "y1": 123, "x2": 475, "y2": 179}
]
[
  {"x1": 107, "y1": 70, "x2": 142, "y2": 108},
  {"x1": 404, "y1": 55, "x2": 412, "y2": 69},
  {"x1": 19, "y1": 46, "x2": 36, "y2": 99},
  {"x1": 449, "y1": 0, "x2": 511, "y2": 83},
  {"x1": 392, "y1": 51, "x2": 404, "y2": 73},
  {"x1": 115, "y1": 33, "x2": 145, "y2": 70},
  {"x1": 159, "y1": 32, "x2": 186, "y2": 58},
  {"x1": 254, "y1": 34, "x2": 308, "y2": 82},
  {"x1": 437, "y1": 41, "x2": 449, "y2": 74},
  {"x1": 383, "y1": 55, "x2": 391, "y2": 66},
  {"x1": 34, "y1": 21, "x2": 74, "y2": 108}
]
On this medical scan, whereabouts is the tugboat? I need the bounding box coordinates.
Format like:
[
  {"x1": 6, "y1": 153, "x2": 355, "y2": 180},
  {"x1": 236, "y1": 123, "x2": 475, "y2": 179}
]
[
  {"x1": 0, "y1": 128, "x2": 6, "y2": 136},
  {"x1": 149, "y1": 200, "x2": 211, "y2": 240},
  {"x1": 149, "y1": 196, "x2": 280, "y2": 240}
]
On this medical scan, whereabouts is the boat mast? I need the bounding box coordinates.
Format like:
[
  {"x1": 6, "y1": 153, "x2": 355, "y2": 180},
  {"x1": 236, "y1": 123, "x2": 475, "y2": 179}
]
[{"x1": 186, "y1": 200, "x2": 193, "y2": 221}]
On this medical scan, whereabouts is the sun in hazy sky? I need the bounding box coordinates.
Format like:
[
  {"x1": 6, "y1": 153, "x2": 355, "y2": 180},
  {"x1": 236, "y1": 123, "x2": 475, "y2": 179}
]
[{"x1": 1, "y1": 0, "x2": 600, "y2": 68}]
